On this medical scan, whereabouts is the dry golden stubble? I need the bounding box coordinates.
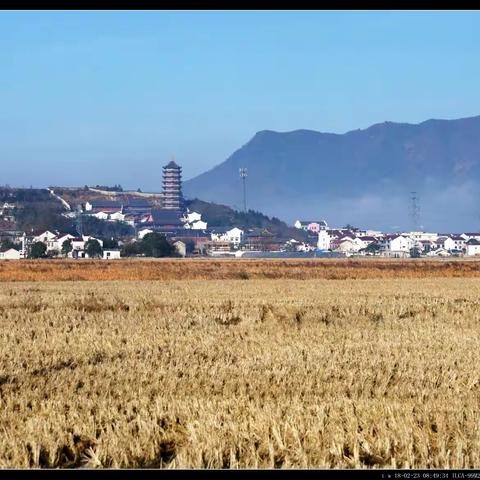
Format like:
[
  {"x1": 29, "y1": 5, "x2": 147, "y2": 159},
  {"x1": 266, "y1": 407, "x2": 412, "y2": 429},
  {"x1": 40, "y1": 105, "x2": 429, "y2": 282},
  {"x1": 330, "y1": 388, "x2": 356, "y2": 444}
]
[{"x1": 1, "y1": 278, "x2": 480, "y2": 468}]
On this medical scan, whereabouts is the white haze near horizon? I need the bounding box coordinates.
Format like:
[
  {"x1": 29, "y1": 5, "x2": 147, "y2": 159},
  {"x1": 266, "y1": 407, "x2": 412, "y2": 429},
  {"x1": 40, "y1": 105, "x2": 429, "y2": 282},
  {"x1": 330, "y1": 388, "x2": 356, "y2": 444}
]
[{"x1": 246, "y1": 181, "x2": 480, "y2": 233}]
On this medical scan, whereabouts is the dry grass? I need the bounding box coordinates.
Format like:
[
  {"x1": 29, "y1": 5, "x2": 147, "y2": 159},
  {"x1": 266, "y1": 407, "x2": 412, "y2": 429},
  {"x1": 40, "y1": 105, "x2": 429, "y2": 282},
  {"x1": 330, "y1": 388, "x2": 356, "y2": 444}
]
[
  {"x1": 1, "y1": 257, "x2": 480, "y2": 282},
  {"x1": 2, "y1": 278, "x2": 480, "y2": 468}
]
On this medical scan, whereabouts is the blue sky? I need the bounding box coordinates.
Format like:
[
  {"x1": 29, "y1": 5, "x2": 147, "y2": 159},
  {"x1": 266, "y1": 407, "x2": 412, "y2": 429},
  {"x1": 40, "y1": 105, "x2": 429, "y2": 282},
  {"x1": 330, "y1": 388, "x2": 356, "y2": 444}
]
[{"x1": 1, "y1": 10, "x2": 480, "y2": 190}]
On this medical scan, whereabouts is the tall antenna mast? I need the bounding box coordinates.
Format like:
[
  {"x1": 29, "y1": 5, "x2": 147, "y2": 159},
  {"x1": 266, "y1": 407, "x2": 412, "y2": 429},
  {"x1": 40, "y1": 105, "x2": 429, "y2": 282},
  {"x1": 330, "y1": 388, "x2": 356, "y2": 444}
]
[
  {"x1": 409, "y1": 191, "x2": 421, "y2": 231},
  {"x1": 239, "y1": 168, "x2": 248, "y2": 213},
  {"x1": 75, "y1": 205, "x2": 83, "y2": 236}
]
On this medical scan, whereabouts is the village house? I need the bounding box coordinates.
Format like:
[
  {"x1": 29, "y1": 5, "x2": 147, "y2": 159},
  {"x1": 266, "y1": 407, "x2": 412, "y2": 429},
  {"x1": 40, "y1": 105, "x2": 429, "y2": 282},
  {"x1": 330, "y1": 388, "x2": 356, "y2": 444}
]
[
  {"x1": 170, "y1": 232, "x2": 210, "y2": 255},
  {"x1": 90, "y1": 211, "x2": 126, "y2": 222},
  {"x1": 32, "y1": 230, "x2": 58, "y2": 244},
  {"x1": 137, "y1": 228, "x2": 154, "y2": 239},
  {"x1": 405, "y1": 231, "x2": 439, "y2": 242},
  {"x1": 103, "y1": 249, "x2": 121, "y2": 260},
  {"x1": 317, "y1": 229, "x2": 331, "y2": 251},
  {"x1": 435, "y1": 236, "x2": 457, "y2": 252},
  {"x1": 379, "y1": 234, "x2": 413, "y2": 257},
  {"x1": 210, "y1": 227, "x2": 244, "y2": 248},
  {"x1": 180, "y1": 211, "x2": 207, "y2": 230},
  {"x1": 0, "y1": 248, "x2": 21, "y2": 260},
  {"x1": 85, "y1": 200, "x2": 122, "y2": 214},
  {"x1": 110, "y1": 211, "x2": 126, "y2": 222},
  {"x1": 92, "y1": 211, "x2": 110, "y2": 220},
  {"x1": 461, "y1": 232, "x2": 480, "y2": 242},
  {"x1": 69, "y1": 236, "x2": 104, "y2": 258},
  {"x1": 55, "y1": 234, "x2": 76, "y2": 253},
  {"x1": 206, "y1": 241, "x2": 232, "y2": 255},
  {"x1": 426, "y1": 247, "x2": 451, "y2": 257},
  {"x1": 331, "y1": 236, "x2": 359, "y2": 255},
  {"x1": 182, "y1": 211, "x2": 202, "y2": 224},
  {"x1": 294, "y1": 220, "x2": 328, "y2": 233},
  {"x1": 243, "y1": 228, "x2": 280, "y2": 251},
  {"x1": 30, "y1": 231, "x2": 75, "y2": 255},
  {"x1": 187, "y1": 220, "x2": 208, "y2": 230},
  {"x1": 418, "y1": 239, "x2": 436, "y2": 254},
  {"x1": 356, "y1": 236, "x2": 378, "y2": 249},
  {"x1": 450, "y1": 235, "x2": 466, "y2": 252},
  {"x1": 465, "y1": 239, "x2": 480, "y2": 256}
]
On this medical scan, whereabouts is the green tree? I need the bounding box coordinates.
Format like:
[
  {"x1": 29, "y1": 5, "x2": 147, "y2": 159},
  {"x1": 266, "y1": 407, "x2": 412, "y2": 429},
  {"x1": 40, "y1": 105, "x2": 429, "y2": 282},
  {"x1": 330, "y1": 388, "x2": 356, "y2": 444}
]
[
  {"x1": 140, "y1": 233, "x2": 175, "y2": 257},
  {"x1": 0, "y1": 239, "x2": 20, "y2": 251},
  {"x1": 102, "y1": 237, "x2": 119, "y2": 250},
  {"x1": 120, "y1": 241, "x2": 143, "y2": 257},
  {"x1": 85, "y1": 239, "x2": 103, "y2": 258},
  {"x1": 410, "y1": 246, "x2": 422, "y2": 258},
  {"x1": 30, "y1": 241, "x2": 47, "y2": 259},
  {"x1": 366, "y1": 243, "x2": 381, "y2": 255},
  {"x1": 184, "y1": 239, "x2": 195, "y2": 255},
  {"x1": 61, "y1": 239, "x2": 73, "y2": 257}
]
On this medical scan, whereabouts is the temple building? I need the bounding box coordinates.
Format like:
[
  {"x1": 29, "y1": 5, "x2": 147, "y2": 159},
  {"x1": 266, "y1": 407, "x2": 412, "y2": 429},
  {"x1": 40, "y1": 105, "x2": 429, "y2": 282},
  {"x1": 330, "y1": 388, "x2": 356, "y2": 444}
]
[{"x1": 162, "y1": 160, "x2": 183, "y2": 210}]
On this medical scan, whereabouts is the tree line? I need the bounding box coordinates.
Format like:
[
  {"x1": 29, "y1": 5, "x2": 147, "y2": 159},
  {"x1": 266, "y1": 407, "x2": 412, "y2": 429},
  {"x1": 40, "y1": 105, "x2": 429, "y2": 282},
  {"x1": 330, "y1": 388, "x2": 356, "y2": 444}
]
[{"x1": 27, "y1": 233, "x2": 177, "y2": 259}]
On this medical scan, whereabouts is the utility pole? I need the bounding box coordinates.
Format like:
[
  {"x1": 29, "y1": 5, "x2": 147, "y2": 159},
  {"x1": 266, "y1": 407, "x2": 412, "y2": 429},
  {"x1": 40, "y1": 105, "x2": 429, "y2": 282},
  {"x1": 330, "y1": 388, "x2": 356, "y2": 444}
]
[
  {"x1": 409, "y1": 191, "x2": 421, "y2": 231},
  {"x1": 239, "y1": 168, "x2": 248, "y2": 213}
]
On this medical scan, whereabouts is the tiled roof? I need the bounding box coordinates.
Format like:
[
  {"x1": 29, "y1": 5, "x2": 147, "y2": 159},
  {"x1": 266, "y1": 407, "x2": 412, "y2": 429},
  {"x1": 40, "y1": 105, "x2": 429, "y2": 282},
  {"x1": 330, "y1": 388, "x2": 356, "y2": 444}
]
[
  {"x1": 151, "y1": 209, "x2": 183, "y2": 226},
  {"x1": 299, "y1": 220, "x2": 328, "y2": 225},
  {"x1": 125, "y1": 198, "x2": 152, "y2": 208},
  {"x1": 89, "y1": 200, "x2": 122, "y2": 208},
  {"x1": 164, "y1": 160, "x2": 181, "y2": 169}
]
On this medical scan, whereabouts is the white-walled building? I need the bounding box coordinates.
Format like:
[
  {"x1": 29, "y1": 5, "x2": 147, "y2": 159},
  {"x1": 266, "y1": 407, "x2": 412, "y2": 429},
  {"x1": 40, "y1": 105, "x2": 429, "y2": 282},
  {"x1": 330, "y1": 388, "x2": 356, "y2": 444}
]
[
  {"x1": 461, "y1": 233, "x2": 480, "y2": 242},
  {"x1": 332, "y1": 237, "x2": 358, "y2": 254},
  {"x1": 183, "y1": 211, "x2": 202, "y2": 223},
  {"x1": 435, "y1": 236, "x2": 456, "y2": 252},
  {"x1": 426, "y1": 247, "x2": 451, "y2": 257},
  {"x1": 69, "y1": 236, "x2": 104, "y2": 258},
  {"x1": 138, "y1": 228, "x2": 154, "y2": 239},
  {"x1": 294, "y1": 220, "x2": 328, "y2": 233},
  {"x1": 92, "y1": 211, "x2": 110, "y2": 220},
  {"x1": 181, "y1": 211, "x2": 207, "y2": 230},
  {"x1": 103, "y1": 250, "x2": 121, "y2": 260},
  {"x1": 54, "y1": 234, "x2": 75, "y2": 253},
  {"x1": 190, "y1": 220, "x2": 208, "y2": 230},
  {"x1": 32, "y1": 230, "x2": 57, "y2": 244},
  {"x1": 110, "y1": 212, "x2": 126, "y2": 222},
  {"x1": 211, "y1": 227, "x2": 244, "y2": 247},
  {"x1": 0, "y1": 248, "x2": 21, "y2": 260},
  {"x1": 405, "y1": 231, "x2": 439, "y2": 242},
  {"x1": 450, "y1": 236, "x2": 466, "y2": 251},
  {"x1": 465, "y1": 239, "x2": 480, "y2": 256},
  {"x1": 380, "y1": 235, "x2": 413, "y2": 254},
  {"x1": 317, "y1": 230, "x2": 331, "y2": 251}
]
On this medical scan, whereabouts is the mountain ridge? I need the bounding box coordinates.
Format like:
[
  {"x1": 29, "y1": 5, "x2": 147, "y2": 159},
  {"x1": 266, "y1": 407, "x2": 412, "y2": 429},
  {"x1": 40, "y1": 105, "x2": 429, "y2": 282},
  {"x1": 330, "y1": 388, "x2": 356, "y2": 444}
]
[{"x1": 184, "y1": 114, "x2": 480, "y2": 232}]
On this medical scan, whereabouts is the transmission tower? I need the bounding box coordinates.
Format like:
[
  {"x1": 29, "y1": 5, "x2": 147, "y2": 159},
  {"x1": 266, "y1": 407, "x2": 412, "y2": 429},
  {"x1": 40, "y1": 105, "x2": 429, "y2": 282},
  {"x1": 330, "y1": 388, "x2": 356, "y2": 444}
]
[
  {"x1": 409, "y1": 191, "x2": 421, "y2": 231},
  {"x1": 239, "y1": 168, "x2": 248, "y2": 213}
]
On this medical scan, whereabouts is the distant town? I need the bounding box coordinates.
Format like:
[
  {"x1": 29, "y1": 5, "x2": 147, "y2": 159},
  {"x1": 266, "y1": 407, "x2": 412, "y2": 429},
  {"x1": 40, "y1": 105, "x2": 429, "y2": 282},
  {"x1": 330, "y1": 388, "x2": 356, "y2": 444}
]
[{"x1": 1, "y1": 159, "x2": 480, "y2": 261}]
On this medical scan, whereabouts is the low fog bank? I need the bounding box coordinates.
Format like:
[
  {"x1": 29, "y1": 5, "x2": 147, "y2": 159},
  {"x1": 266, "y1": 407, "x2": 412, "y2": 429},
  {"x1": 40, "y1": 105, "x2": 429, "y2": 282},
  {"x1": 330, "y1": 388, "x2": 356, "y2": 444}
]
[{"x1": 248, "y1": 181, "x2": 480, "y2": 233}]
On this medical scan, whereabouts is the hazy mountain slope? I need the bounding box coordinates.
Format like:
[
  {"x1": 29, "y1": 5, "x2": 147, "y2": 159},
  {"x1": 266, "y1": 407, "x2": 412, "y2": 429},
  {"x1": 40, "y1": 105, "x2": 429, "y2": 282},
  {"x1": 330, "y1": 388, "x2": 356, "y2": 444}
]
[{"x1": 183, "y1": 116, "x2": 480, "y2": 231}]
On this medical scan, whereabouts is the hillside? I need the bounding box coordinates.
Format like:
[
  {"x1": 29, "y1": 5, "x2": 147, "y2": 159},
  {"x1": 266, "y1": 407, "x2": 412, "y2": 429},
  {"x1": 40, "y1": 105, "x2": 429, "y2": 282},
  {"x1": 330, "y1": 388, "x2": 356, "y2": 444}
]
[
  {"x1": 185, "y1": 199, "x2": 307, "y2": 241},
  {"x1": 183, "y1": 115, "x2": 480, "y2": 232},
  {"x1": 0, "y1": 187, "x2": 72, "y2": 233},
  {"x1": 0, "y1": 187, "x2": 304, "y2": 242}
]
